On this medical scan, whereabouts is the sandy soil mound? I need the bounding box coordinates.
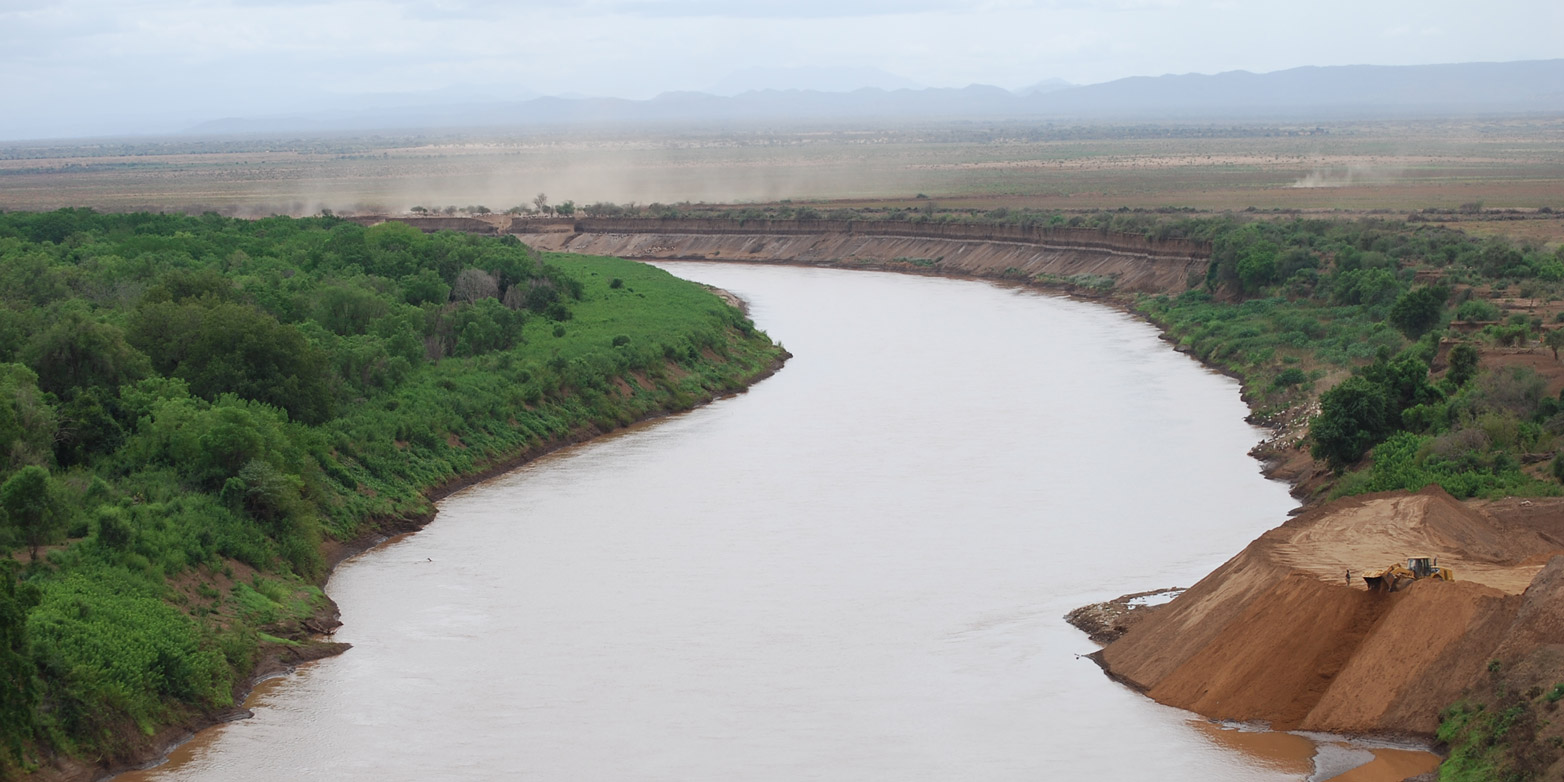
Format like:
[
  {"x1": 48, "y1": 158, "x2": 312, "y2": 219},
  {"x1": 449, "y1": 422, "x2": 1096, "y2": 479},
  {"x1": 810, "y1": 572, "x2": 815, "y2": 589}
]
[
  {"x1": 1274, "y1": 487, "x2": 1557, "y2": 593},
  {"x1": 1094, "y1": 486, "x2": 1564, "y2": 736},
  {"x1": 1493, "y1": 555, "x2": 1564, "y2": 661}
]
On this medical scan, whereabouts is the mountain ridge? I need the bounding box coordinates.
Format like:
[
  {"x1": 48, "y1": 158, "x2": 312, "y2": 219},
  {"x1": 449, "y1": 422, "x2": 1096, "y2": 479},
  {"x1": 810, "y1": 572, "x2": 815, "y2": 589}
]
[{"x1": 184, "y1": 59, "x2": 1564, "y2": 135}]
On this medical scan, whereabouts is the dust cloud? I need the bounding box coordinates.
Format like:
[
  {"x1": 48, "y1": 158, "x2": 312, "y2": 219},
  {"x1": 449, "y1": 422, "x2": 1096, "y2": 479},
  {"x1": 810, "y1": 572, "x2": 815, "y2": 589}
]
[{"x1": 1290, "y1": 162, "x2": 1406, "y2": 188}]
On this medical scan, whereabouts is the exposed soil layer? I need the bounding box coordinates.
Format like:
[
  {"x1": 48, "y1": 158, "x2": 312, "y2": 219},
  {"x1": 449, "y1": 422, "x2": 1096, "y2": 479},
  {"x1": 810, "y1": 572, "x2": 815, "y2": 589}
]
[
  {"x1": 502, "y1": 217, "x2": 1210, "y2": 295},
  {"x1": 1094, "y1": 486, "x2": 1564, "y2": 737}
]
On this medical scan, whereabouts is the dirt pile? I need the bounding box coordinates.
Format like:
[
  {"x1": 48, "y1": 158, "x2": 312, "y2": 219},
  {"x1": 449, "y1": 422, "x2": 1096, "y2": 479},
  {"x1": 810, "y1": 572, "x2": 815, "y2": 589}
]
[{"x1": 1093, "y1": 486, "x2": 1564, "y2": 736}]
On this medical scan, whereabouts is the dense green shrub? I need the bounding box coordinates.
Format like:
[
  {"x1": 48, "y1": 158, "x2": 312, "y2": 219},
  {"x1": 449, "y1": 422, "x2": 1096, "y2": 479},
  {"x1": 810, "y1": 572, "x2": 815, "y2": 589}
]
[{"x1": 1456, "y1": 299, "x2": 1502, "y2": 322}]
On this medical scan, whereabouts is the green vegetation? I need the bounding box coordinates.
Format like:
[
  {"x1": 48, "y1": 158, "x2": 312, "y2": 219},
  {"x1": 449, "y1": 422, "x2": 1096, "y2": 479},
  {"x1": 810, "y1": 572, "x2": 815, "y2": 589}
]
[
  {"x1": 576, "y1": 205, "x2": 1564, "y2": 502},
  {"x1": 1437, "y1": 662, "x2": 1564, "y2": 781},
  {"x1": 1119, "y1": 214, "x2": 1564, "y2": 500},
  {"x1": 0, "y1": 209, "x2": 782, "y2": 772}
]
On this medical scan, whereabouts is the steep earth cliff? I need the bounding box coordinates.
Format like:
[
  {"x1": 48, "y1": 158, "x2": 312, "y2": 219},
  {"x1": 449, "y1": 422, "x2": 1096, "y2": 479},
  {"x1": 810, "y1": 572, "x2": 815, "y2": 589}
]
[
  {"x1": 1094, "y1": 486, "x2": 1564, "y2": 737},
  {"x1": 513, "y1": 218, "x2": 1209, "y2": 295}
]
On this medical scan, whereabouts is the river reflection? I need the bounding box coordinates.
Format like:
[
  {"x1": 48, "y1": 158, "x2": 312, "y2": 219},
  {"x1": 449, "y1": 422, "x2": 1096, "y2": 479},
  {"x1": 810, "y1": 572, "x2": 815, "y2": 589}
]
[{"x1": 119, "y1": 264, "x2": 1428, "y2": 781}]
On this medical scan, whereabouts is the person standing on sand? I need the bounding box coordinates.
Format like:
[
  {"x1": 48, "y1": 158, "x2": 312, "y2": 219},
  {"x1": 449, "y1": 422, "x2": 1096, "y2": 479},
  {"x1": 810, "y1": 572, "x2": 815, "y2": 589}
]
[{"x1": 1345, "y1": 569, "x2": 1351, "y2": 585}]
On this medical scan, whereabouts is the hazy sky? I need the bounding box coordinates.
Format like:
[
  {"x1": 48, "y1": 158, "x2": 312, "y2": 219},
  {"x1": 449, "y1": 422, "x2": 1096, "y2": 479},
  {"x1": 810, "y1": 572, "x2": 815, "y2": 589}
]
[{"x1": 3, "y1": 0, "x2": 1561, "y2": 140}]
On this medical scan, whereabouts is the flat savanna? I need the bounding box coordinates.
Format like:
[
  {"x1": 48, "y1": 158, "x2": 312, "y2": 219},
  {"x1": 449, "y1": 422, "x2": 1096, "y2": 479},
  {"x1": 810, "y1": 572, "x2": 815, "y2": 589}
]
[{"x1": 4, "y1": 119, "x2": 1563, "y2": 244}]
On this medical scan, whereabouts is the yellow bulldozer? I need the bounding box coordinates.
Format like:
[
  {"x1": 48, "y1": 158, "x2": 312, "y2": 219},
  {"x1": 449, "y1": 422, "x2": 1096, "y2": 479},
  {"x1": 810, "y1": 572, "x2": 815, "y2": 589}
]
[{"x1": 1362, "y1": 556, "x2": 1454, "y2": 592}]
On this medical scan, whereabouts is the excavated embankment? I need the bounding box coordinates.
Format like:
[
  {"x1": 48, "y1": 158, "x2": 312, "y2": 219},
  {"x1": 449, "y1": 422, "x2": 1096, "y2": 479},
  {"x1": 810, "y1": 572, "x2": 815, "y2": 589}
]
[{"x1": 1094, "y1": 486, "x2": 1564, "y2": 737}]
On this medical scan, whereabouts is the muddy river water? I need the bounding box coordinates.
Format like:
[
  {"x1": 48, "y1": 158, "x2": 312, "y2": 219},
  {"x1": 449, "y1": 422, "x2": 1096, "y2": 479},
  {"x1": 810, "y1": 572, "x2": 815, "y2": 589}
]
[{"x1": 120, "y1": 263, "x2": 1438, "y2": 781}]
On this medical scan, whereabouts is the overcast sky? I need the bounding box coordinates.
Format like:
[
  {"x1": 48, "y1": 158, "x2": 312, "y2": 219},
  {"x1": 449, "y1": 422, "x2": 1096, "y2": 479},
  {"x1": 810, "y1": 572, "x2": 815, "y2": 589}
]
[{"x1": 3, "y1": 0, "x2": 1561, "y2": 140}]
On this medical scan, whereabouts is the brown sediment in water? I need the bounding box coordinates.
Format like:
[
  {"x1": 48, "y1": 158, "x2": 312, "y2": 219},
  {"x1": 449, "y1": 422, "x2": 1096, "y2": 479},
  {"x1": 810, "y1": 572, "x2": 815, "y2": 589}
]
[
  {"x1": 1187, "y1": 721, "x2": 1441, "y2": 781},
  {"x1": 1326, "y1": 748, "x2": 1441, "y2": 782}
]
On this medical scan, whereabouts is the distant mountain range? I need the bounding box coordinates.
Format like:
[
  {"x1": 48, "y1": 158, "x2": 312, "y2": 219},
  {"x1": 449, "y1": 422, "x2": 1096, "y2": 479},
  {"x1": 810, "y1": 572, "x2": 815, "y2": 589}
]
[
  {"x1": 702, "y1": 65, "x2": 924, "y2": 96},
  {"x1": 186, "y1": 59, "x2": 1564, "y2": 135}
]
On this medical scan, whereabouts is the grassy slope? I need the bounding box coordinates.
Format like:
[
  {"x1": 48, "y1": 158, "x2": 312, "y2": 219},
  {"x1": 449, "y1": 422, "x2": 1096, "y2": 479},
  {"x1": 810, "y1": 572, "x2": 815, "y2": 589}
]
[{"x1": 313, "y1": 252, "x2": 784, "y2": 541}]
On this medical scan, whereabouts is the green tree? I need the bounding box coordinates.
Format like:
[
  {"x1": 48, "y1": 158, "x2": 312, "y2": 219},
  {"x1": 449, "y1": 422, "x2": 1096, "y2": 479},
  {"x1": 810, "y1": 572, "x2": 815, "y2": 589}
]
[
  {"x1": 1311, "y1": 376, "x2": 1393, "y2": 472},
  {"x1": 0, "y1": 466, "x2": 63, "y2": 560},
  {"x1": 1235, "y1": 241, "x2": 1280, "y2": 294},
  {"x1": 1331, "y1": 268, "x2": 1402, "y2": 307},
  {"x1": 1360, "y1": 353, "x2": 1441, "y2": 416},
  {"x1": 92, "y1": 505, "x2": 133, "y2": 551},
  {"x1": 312, "y1": 283, "x2": 390, "y2": 337},
  {"x1": 1454, "y1": 299, "x2": 1501, "y2": 322},
  {"x1": 22, "y1": 308, "x2": 149, "y2": 423},
  {"x1": 1544, "y1": 328, "x2": 1564, "y2": 361},
  {"x1": 53, "y1": 387, "x2": 125, "y2": 467},
  {"x1": 0, "y1": 561, "x2": 37, "y2": 766},
  {"x1": 1447, "y1": 343, "x2": 1480, "y2": 387},
  {"x1": 400, "y1": 269, "x2": 451, "y2": 306},
  {"x1": 0, "y1": 251, "x2": 70, "y2": 307},
  {"x1": 1387, "y1": 285, "x2": 1450, "y2": 340},
  {"x1": 362, "y1": 221, "x2": 427, "y2": 278},
  {"x1": 142, "y1": 268, "x2": 241, "y2": 306},
  {"x1": 0, "y1": 364, "x2": 56, "y2": 472},
  {"x1": 221, "y1": 458, "x2": 305, "y2": 525},
  {"x1": 1476, "y1": 242, "x2": 1524, "y2": 277},
  {"x1": 129, "y1": 300, "x2": 332, "y2": 425}
]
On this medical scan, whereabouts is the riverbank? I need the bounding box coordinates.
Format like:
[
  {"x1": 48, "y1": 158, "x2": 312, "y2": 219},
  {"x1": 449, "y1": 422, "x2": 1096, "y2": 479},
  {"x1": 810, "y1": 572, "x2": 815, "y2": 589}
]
[{"x1": 56, "y1": 324, "x2": 788, "y2": 782}]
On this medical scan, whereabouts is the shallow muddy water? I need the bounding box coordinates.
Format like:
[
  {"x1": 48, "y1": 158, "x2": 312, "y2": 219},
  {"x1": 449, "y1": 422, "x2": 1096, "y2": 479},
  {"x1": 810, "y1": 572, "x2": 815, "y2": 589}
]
[{"x1": 120, "y1": 264, "x2": 1436, "y2": 781}]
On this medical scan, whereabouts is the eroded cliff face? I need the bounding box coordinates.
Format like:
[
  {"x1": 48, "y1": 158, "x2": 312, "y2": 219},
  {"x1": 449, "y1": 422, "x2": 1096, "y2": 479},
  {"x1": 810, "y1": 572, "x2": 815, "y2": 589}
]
[
  {"x1": 515, "y1": 218, "x2": 1210, "y2": 295},
  {"x1": 1095, "y1": 486, "x2": 1564, "y2": 737}
]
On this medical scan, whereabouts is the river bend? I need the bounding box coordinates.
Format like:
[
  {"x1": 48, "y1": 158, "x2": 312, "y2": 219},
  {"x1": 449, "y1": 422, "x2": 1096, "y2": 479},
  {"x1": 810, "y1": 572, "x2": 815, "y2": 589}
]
[{"x1": 124, "y1": 263, "x2": 1318, "y2": 780}]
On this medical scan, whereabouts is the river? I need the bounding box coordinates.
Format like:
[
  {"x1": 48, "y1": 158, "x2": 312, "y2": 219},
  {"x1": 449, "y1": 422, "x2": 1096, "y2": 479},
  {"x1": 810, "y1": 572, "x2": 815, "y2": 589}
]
[{"x1": 119, "y1": 263, "x2": 1435, "y2": 781}]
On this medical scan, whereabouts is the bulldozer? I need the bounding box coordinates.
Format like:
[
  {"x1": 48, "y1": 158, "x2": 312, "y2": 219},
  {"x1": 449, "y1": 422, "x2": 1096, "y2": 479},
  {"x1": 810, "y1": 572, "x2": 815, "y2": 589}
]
[{"x1": 1362, "y1": 556, "x2": 1454, "y2": 592}]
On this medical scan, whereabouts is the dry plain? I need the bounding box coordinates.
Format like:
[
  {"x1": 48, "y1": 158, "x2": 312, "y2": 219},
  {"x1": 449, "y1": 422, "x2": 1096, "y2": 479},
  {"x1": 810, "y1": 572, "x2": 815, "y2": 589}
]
[{"x1": 2, "y1": 118, "x2": 1563, "y2": 245}]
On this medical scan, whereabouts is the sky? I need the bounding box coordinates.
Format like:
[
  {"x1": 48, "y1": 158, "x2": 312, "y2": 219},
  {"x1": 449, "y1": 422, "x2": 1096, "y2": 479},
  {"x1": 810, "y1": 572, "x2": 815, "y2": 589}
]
[{"x1": 2, "y1": 0, "x2": 1561, "y2": 140}]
